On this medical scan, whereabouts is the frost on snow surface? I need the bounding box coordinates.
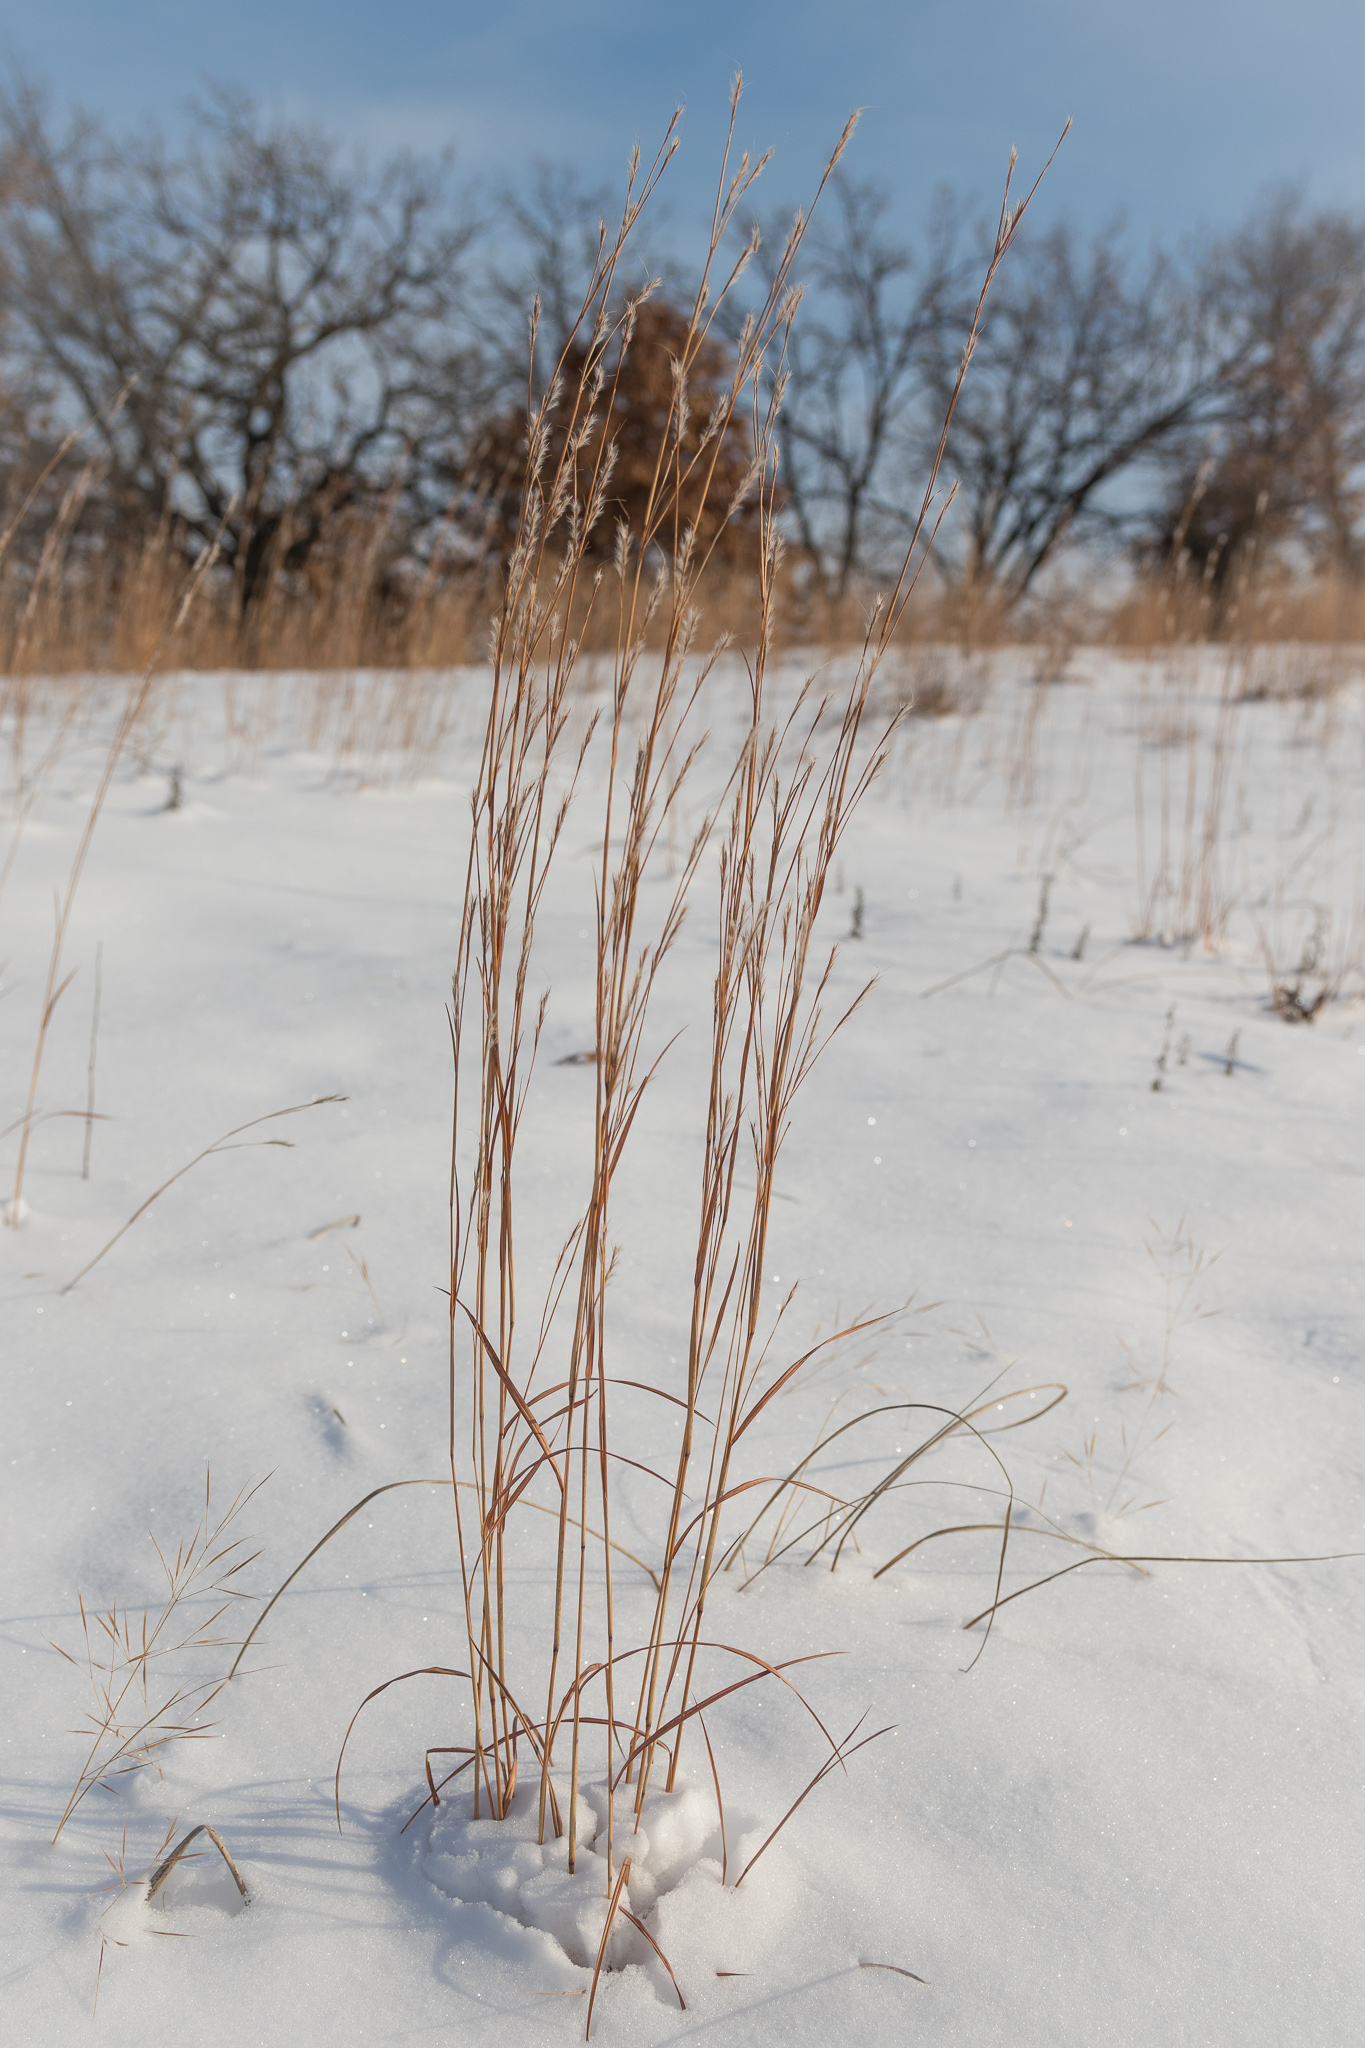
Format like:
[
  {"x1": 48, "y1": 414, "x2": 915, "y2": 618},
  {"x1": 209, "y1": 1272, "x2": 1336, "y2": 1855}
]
[{"x1": 1, "y1": 653, "x2": 1363, "y2": 2047}]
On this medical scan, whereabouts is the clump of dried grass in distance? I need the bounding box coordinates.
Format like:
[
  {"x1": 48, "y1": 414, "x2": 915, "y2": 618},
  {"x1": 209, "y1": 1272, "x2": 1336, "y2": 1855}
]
[
  {"x1": 1236, "y1": 642, "x2": 1359, "y2": 706},
  {"x1": 309, "y1": 89, "x2": 1060, "y2": 2022},
  {"x1": 918, "y1": 863, "x2": 1076, "y2": 1002},
  {"x1": 1023, "y1": 584, "x2": 1093, "y2": 686},
  {"x1": 1118, "y1": 1215, "x2": 1218, "y2": 1390},
  {"x1": 50, "y1": 1473, "x2": 265, "y2": 1843},
  {"x1": 1257, "y1": 893, "x2": 1365, "y2": 1022},
  {"x1": 0, "y1": 676, "x2": 84, "y2": 914},
  {"x1": 1130, "y1": 652, "x2": 1243, "y2": 948},
  {"x1": 6, "y1": 515, "x2": 230, "y2": 1226},
  {"x1": 878, "y1": 643, "x2": 992, "y2": 721},
  {"x1": 0, "y1": 498, "x2": 488, "y2": 680},
  {"x1": 874, "y1": 644, "x2": 993, "y2": 813},
  {"x1": 1107, "y1": 564, "x2": 1365, "y2": 654},
  {"x1": 1002, "y1": 670, "x2": 1054, "y2": 815},
  {"x1": 1044, "y1": 1218, "x2": 1220, "y2": 1542}
]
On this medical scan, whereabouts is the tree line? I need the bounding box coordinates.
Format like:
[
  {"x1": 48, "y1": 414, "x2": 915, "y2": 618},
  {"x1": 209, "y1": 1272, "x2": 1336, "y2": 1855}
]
[{"x1": 3, "y1": 78, "x2": 1363, "y2": 625}]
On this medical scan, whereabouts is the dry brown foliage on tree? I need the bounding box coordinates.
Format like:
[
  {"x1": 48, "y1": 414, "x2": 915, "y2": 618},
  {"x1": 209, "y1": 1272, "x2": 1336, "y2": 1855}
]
[{"x1": 462, "y1": 297, "x2": 765, "y2": 573}]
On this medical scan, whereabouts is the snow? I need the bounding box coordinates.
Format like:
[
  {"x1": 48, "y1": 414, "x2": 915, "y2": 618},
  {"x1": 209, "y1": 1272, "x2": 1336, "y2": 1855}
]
[
  {"x1": 2, "y1": 651, "x2": 1363, "y2": 2046},
  {"x1": 423, "y1": 1775, "x2": 720, "y2": 1974}
]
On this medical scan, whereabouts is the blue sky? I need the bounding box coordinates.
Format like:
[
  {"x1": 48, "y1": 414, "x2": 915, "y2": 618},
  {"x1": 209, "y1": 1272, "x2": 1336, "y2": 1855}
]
[{"x1": 6, "y1": 0, "x2": 1365, "y2": 243}]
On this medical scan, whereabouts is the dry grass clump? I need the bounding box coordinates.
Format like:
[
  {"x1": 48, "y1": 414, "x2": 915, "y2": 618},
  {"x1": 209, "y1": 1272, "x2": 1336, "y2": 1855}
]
[
  {"x1": 50, "y1": 1475, "x2": 264, "y2": 1843},
  {"x1": 0, "y1": 513, "x2": 480, "y2": 677},
  {"x1": 14, "y1": 433, "x2": 1365, "y2": 698},
  {"x1": 1107, "y1": 564, "x2": 1365, "y2": 656},
  {"x1": 1235, "y1": 643, "x2": 1360, "y2": 704},
  {"x1": 0, "y1": 522, "x2": 957, "y2": 680},
  {"x1": 398, "y1": 89, "x2": 884, "y2": 1854},
  {"x1": 272, "y1": 92, "x2": 1052, "y2": 2023},
  {"x1": 1258, "y1": 898, "x2": 1365, "y2": 1021},
  {"x1": 876, "y1": 643, "x2": 992, "y2": 720},
  {"x1": 1130, "y1": 655, "x2": 1243, "y2": 947},
  {"x1": 4, "y1": 531, "x2": 226, "y2": 1224}
]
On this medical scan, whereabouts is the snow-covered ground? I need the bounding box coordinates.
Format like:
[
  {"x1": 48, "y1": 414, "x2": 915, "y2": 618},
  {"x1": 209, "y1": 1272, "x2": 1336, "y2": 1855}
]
[{"x1": 3, "y1": 649, "x2": 1363, "y2": 2047}]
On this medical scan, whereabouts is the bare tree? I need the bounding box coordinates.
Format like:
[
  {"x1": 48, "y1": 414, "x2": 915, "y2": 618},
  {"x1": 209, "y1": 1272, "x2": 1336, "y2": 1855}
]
[
  {"x1": 476, "y1": 163, "x2": 652, "y2": 391},
  {"x1": 0, "y1": 80, "x2": 480, "y2": 608},
  {"x1": 919, "y1": 220, "x2": 1214, "y2": 604},
  {"x1": 748, "y1": 175, "x2": 971, "y2": 601},
  {"x1": 1152, "y1": 195, "x2": 1365, "y2": 581}
]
